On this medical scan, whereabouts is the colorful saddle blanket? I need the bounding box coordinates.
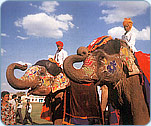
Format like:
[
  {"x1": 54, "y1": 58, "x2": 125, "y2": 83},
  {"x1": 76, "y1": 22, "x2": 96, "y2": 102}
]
[
  {"x1": 87, "y1": 35, "x2": 113, "y2": 53},
  {"x1": 135, "y1": 51, "x2": 150, "y2": 83}
]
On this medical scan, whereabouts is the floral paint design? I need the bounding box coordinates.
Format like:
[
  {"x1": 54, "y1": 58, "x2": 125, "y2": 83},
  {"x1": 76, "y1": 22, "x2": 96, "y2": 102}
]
[
  {"x1": 82, "y1": 55, "x2": 97, "y2": 78},
  {"x1": 107, "y1": 60, "x2": 117, "y2": 73},
  {"x1": 52, "y1": 73, "x2": 69, "y2": 93},
  {"x1": 40, "y1": 73, "x2": 54, "y2": 87},
  {"x1": 83, "y1": 55, "x2": 95, "y2": 66},
  {"x1": 20, "y1": 65, "x2": 69, "y2": 93},
  {"x1": 120, "y1": 46, "x2": 129, "y2": 57},
  {"x1": 82, "y1": 67, "x2": 95, "y2": 77},
  {"x1": 20, "y1": 65, "x2": 54, "y2": 87},
  {"x1": 120, "y1": 46, "x2": 135, "y2": 71}
]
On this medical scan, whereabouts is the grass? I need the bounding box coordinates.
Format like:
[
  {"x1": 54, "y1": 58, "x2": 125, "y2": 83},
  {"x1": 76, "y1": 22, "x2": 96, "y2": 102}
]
[{"x1": 16, "y1": 102, "x2": 53, "y2": 125}]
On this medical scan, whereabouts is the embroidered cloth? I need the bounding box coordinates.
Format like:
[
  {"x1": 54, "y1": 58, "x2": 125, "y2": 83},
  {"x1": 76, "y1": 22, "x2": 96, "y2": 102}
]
[{"x1": 87, "y1": 36, "x2": 113, "y2": 53}]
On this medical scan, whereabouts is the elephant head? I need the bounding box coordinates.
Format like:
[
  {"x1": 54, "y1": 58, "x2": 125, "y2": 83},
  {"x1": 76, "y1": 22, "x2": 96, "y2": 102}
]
[
  {"x1": 63, "y1": 40, "x2": 123, "y2": 85},
  {"x1": 6, "y1": 60, "x2": 69, "y2": 125},
  {"x1": 6, "y1": 60, "x2": 62, "y2": 96}
]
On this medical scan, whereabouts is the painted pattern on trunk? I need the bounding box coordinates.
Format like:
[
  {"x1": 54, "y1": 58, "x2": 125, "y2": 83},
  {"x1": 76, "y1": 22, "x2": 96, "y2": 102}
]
[
  {"x1": 82, "y1": 55, "x2": 97, "y2": 79},
  {"x1": 20, "y1": 65, "x2": 54, "y2": 87}
]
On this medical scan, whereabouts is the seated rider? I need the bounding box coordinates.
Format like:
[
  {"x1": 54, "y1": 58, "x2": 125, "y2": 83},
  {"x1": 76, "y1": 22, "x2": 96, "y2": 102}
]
[
  {"x1": 121, "y1": 18, "x2": 140, "y2": 75},
  {"x1": 122, "y1": 18, "x2": 137, "y2": 53},
  {"x1": 54, "y1": 41, "x2": 68, "y2": 69}
]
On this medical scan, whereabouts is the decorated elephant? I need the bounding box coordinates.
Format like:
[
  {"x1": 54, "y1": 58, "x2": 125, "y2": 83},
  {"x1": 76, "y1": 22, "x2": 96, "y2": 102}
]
[
  {"x1": 6, "y1": 59, "x2": 70, "y2": 125},
  {"x1": 63, "y1": 37, "x2": 150, "y2": 125}
]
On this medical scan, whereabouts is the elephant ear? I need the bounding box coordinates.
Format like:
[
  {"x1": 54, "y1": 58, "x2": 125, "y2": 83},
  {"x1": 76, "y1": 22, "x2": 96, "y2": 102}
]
[
  {"x1": 52, "y1": 73, "x2": 70, "y2": 93},
  {"x1": 119, "y1": 40, "x2": 140, "y2": 76}
]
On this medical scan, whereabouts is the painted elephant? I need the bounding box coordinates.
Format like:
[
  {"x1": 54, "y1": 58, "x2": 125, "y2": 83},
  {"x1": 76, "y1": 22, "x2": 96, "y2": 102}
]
[
  {"x1": 6, "y1": 59, "x2": 68, "y2": 125},
  {"x1": 6, "y1": 59, "x2": 102, "y2": 125},
  {"x1": 63, "y1": 38, "x2": 150, "y2": 125}
]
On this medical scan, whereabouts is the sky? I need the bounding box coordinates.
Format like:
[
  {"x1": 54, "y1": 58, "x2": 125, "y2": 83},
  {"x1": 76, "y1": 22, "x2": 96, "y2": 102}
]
[{"x1": 0, "y1": 0, "x2": 150, "y2": 93}]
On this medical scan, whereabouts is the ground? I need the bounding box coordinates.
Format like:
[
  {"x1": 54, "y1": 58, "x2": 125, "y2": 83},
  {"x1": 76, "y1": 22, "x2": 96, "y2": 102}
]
[{"x1": 16, "y1": 102, "x2": 53, "y2": 125}]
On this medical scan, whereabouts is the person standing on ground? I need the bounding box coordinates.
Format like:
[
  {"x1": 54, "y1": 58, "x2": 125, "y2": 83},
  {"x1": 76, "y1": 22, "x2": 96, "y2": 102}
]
[
  {"x1": 23, "y1": 99, "x2": 33, "y2": 125},
  {"x1": 9, "y1": 94, "x2": 17, "y2": 113},
  {"x1": 16, "y1": 96, "x2": 23, "y2": 124},
  {"x1": 1, "y1": 91, "x2": 16, "y2": 125},
  {"x1": 54, "y1": 41, "x2": 68, "y2": 69}
]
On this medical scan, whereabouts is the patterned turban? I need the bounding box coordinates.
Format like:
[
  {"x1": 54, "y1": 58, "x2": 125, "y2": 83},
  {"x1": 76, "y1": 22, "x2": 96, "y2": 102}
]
[
  {"x1": 56, "y1": 41, "x2": 63, "y2": 47},
  {"x1": 123, "y1": 18, "x2": 133, "y2": 30}
]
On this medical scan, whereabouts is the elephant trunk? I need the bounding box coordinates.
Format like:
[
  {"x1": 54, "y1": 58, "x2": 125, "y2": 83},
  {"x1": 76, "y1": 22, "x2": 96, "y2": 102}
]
[
  {"x1": 6, "y1": 63, "x2": 39, "y2": 90},
  {"x1": 63, "y1": 54, "x2": 98, "y2": 83}
]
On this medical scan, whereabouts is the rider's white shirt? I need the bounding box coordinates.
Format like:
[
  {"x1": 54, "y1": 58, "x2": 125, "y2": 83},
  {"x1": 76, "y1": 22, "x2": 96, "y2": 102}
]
[
  {"x1": 54, "y1": 49, "x2": 68, "y2": 68},
  {"x1": 122, "y1": 30, "x2": 137, "y2": 53}
]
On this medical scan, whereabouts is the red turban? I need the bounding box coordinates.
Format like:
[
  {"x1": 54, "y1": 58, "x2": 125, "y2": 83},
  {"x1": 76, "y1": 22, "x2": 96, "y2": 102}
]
[{"x1": 56, "y1": 41, "x2": 63, "y2": 47}]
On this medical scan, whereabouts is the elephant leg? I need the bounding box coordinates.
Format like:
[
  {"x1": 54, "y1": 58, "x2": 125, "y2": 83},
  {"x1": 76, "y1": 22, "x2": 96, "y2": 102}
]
[
  {"x1": 53, "y1": 91, "x2": 64, "y2": 125},
  {"x1": 100, "y1": 85, "x2": 108, "y2": 112},
  {"x1": 127, "y1": 76, "x2": 150, "y2": 125},
  {"x1": 100, "y1": 85, "x2": 108, "y2": 125}
]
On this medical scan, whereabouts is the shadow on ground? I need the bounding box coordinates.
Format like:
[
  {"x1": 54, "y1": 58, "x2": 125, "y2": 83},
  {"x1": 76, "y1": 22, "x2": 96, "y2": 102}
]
[{"x1": 16, "y1": 121, "x2": 53, "y2": 125}]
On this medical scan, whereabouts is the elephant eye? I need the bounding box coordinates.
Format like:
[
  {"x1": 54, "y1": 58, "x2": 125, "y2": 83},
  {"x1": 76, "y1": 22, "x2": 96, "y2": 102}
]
[
  {"x1": 40, "y1": 72, "x2": 45, "y2": 76},
  {"x1": 98, "y1": 56, "x2": 106, "y2": 65},
  {"x1": 83, "y1": 52, "x2": 86, "y2": 55},
  {"x1": 99, "y1": 56, "x2": 104, "y2": 61}
]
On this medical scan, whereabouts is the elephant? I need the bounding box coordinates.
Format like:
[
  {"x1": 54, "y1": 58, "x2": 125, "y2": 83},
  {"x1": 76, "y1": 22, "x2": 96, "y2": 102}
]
[
  {"x1": 63, "y1": 38, "x2": 150, "y2": 125},
  {"x1": 6, "y1": 59, "x2": 67, "y2": 125}
]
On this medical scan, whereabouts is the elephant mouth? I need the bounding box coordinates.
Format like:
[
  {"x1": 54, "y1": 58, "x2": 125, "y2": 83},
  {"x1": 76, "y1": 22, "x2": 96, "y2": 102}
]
[
  {"x1": 27, "y1": 70, "x2": 54, "y2": 95},
  {"x1": 27, "y1": 84, "x2": 41, "y2": 94},
  {"x1": 27, "y1": 82, "x2": 52, "y2": 96}
]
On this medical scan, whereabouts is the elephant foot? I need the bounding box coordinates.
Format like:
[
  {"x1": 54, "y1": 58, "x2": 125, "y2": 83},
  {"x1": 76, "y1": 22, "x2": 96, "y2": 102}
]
[{"x1": 54, "y1": 119, "x2": 63, "y2": 125}]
